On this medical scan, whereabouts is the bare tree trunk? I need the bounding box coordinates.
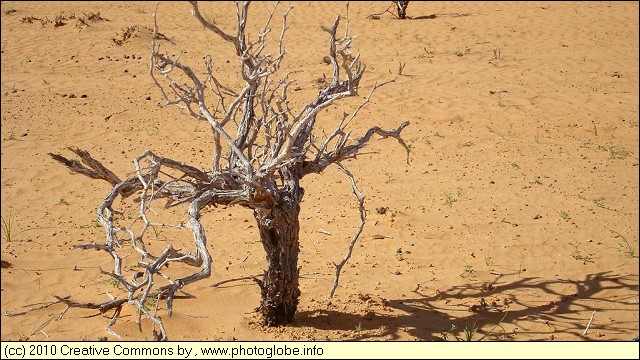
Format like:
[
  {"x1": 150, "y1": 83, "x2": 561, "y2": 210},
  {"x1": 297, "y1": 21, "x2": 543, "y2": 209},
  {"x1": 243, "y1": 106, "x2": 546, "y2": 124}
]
[
  {"x1": 254, "y1": 198, "x2": 301, "y2": 326},
  {"x1": 396, "y1": 1, "x2": 409, "y2": 19}
]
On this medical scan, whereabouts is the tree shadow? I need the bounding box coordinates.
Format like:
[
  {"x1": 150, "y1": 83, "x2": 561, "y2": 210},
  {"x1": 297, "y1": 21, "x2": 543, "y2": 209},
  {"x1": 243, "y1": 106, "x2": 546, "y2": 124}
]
[
  {"x1": 407, "y1": 13, "x2": 471, "y2": 20},
  {"x1": 407, "y1": 14, "x2": 437, "y2": 20},
  {"x1": 293, "y1": 272, "x2": 638, "y2": 340}
]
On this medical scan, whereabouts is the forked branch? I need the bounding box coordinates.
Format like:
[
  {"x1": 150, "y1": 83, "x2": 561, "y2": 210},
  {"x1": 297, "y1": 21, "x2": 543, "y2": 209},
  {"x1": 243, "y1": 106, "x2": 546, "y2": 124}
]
[{"x1": 327, "y1": 164, "x2": 366, "y2": 303}]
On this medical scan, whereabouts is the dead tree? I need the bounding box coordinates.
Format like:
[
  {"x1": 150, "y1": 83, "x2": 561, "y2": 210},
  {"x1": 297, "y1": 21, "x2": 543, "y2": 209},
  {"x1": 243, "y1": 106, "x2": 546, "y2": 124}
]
[
  {"x1": 367, "y1": 1, "x2": 410, "y2": 20},
  {"x1": 396, "y1": 1, "x2": 410, "y2": 19},
  {"x1": 48, "y1": 1, "x2": 409, "y2": 340}
]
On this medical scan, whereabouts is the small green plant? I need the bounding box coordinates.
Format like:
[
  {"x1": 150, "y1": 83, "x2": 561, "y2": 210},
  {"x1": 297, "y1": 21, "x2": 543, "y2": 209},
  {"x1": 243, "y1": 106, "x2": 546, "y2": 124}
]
[
  {"x1": 579, "y1": 141, "x2": 636, "y2": 160},
  {"x1": 611, "y1": 230, "x2": 636, "y2": 258},
  {"x1": 444, "y1": 192, "x2": 456, "y2": 206},
  {"x1": 1, "y1": 212, "x2": 36, "y2": 242},
  {"x1": 462, "y1": 321, "x2": 481, "y2": 341},
  {"x1": 56, "y1": 197, "x2": 70, "y2": 205},
  {"x1": 459, "y1": 265, "x2": 475, "y2": 279},
  {"x1": 107, "y1": 276, "x2": 120, "y2": 289},
  {"x1": 406, "y1": 141, "x2": 414, "y2": 152},
  {"x1": 592, "y1": 198, "x2": 611, "y2": 211},
  {"x1": 384, "y1": 171, "x2": 395, "y2": 184},
  {"x1": 588, "y1": 196, "x2": 625, "y2": 214},
  {"x1": 608, "y1": 145, "x2": 634, "y2": 159},
  {"x1": 2, "y1": 130, "x2": 16, "y2": 141},
  {"x1": 2, "y1": 211, "x2": 45, "y2": 242},
  {"x1": 1, "y1": 214, "x2": 14, "y2": 242},
  {"x1": 445, "y1": 188, "x2": 465, "y2": 206},
  {"x1": 560, "y1": 211, "x2": 571, "y2": 221},
  {"x1": 150, "y1": 225, "x2": 163, "y2": 239},
  {"x1": 354, "y1": 322, "x2": 363, "y2": 333},
  {"x1": 510, "y1": 162, "x2": 520, "y2": 169},
  {"x1": 441, "y1": 313, "x2": 507, "y2": 341},
  {"x1": 144, "y1": 292, "x2": 161, "y2": 311},
  {"x1": 78, "y1": 218, "x2": 101, "y2": 229},
  {"x1": 570, "y1": 242, "x2": 594, "y2": 264}
]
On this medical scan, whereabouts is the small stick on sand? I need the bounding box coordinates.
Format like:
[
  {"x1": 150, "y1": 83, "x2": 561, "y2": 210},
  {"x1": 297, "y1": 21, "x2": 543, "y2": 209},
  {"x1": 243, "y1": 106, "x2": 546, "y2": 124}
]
[
  {"x1": 103, "y1": 109, "x2": 127, "y2": 121},
  {"x1": 583, "y1": 310, "x2": 596, "y2": 336}
]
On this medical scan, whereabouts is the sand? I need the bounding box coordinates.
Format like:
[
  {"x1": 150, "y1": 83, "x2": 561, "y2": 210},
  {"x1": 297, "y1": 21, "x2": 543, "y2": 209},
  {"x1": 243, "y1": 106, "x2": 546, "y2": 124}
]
[{"x1": 1, "y1": 1, "x2": 638, "y2": 341}]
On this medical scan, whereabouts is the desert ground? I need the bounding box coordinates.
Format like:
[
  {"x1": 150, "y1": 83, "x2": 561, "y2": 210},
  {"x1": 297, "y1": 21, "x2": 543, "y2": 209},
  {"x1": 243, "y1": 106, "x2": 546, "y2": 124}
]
[{"x1": 1, "y1": 1, "x2": 638, "y2": 341}]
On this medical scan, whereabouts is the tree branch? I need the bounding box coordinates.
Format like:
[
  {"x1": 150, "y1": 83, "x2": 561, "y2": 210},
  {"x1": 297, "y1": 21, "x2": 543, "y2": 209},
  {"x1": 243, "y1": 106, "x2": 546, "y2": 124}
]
[
  {"x1": 302, "y1": 121, "x2": 411, "y2": 176},
  {"x1": 327, "y1": 164, "x2": 365, "y2": 303}
]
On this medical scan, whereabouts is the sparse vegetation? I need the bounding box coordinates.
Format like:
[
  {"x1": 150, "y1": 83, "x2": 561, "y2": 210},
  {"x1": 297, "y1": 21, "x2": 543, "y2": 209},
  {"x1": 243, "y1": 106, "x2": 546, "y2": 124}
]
[
  {"x1": 4, "y1": 0, "x2": 638, "y2": 344},
  {"x1": 608, "y1": 145, "x2": 634, "y2": 159},
  {"x1": 106, "y1": 276, "x2": 120, "y2": 289},
  {"x1": 484, "y1": 255, "x2": 494, "y2": 266},
  {"x1": 112, "y1": 24, "x2": 171, "y2": 45},
  {"x1": 445, "y1": 188, "x2": 465, "y2": 206},
  {"x1": 459, "y1": 265, "x2": 475, "y2": 279},
  {"x1": 577, "y1": 194, "x2": 626, "y2": 214},
  {"x1": 354, "y1": 322, "x2": 363, "y2": 333},
  {"x1": 440, "y1": 313, "x2": 507, "y2": 341},
  {"x1": 611, "y1": 230, "x2": 636, "y2": 259},
  {"x1": 19, "y1": 11, "x2": 107, "y2": 28},
  {"x1": 579, "y1": 141, "x2": 636, "y2": 160},
  {"x1": 20, "y1": 15, "x2": 42, "y2": 24},
  {"x1": 384, "y1": 171, "x2": 396, "y2": 184},
  {"x1": 112, "y1": 25, "x2": 138, "y2": 45},
  {"x1": 570, "y1": 242, "x2": 594, "y2": 264},
  {"x1": 2, "y1": 130, "x2": 17, "y2": 141},
  {"x1": 1, "y1": 214, "x2": 15, "y2": 242}
]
